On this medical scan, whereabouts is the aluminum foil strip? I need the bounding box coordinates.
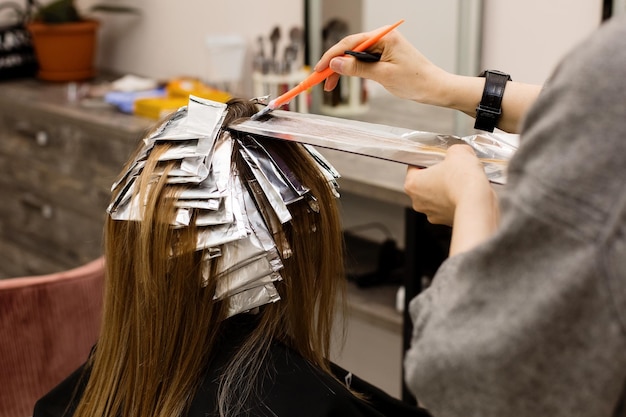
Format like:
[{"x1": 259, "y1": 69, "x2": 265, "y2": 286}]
[
  {"x1": 107, "y1": 175, "x2": 136, "y2": 217},
  {"x1": 238, "y1": 135, "x2": 304, "y2": 204},
  {"x1": 174, "y1": 199, "x2": 221, "y2": 210},
  {"x1": 303, "y1": 144, "x2": 340, "y2": 180},
  {"x1": 215, "y1": 233, "x2": 270, "y2": 276},
  {"x1": 210, "y1": 134, "x2": 234, "y2": 194},
  {"x1": 224, "y1": 283, "x2": 281, "y2": 318},
  {"x1": 109, "y1": 187, "x2": 142, "y2": 221},
  {"x1": 147, "y1": 100, "x2": 220, "y2": 148},
  {"x1": 239, "y1": 185, "x2": 290, "y2": 258},
  {"x1": 194, "y1": 191, "x2": 233, "y2": 227},
  {"x1": 194, "y1": 223, "x2": 247, "y2": 252},
  {"x1": 180, "y1": 156, "x2": 208, "y2": 176},
  {"x1": 215, "y1": 246, "x2": 282, "y2": 283},
  {"x1": 177, "y1": 171, "x2": 223, "y2": 201},
  {"x1": 147, "y1": 106, "x2": 187, "y2": 140},
  {"x1": 218, "y1": 273, "x2": 281, "y2": 301},
  {"x1": 464, "y1": 132, "x2": 519, "y2": 160},
  {"x1": 229, "y1": 110, "x2": 446, "y2": 164},
  {"x1": 203, "y1": 247, "x2": 222, "y2": 260},
  {"x1": 194, "y1": 192, "x2": 247, "y2": 251},
  {"x1": 245, "y1": 178, "x2": 291, "y2": 253},
  {"x1": 146, "y1": 97, "x2": 226, "y2": 158},
  {"x1": 157, "y1": 141, "x2": 200, "y2": 161},
  {"x1": 110, "y1": 153, "x2": 147, "y2": 192},
  {"x1": 177, "y1": 184, "x2": 222, "y2": 201},
  {"x1": 239, "y1": 149, "x2": 292, "y2": 224},
  {"x1": 303, "y1": 144, "x2": 341, "y2": 196},
  {"x1": 108, "y1": 176, "x2": 156, "y2": 222},
  {"x1": 186, "y1": 96, "x2": 227, "y2": 156},
  {"x1": 265, "y1": 145, "x2": 310, "y2": 198},
  {"x1": 153, "y1": 158, "x2": 209, "y2": 184},
  {"x1": 228, "y1": 110, "x2": 514, "y2": 185},
  {"x1": 214, "y1": 254, "x2": 282, "y2": 300},
  {"x1": 147, "y1": 111, "x2": 200, "y2": 143},
  {"x1": 173, "y1": 208, "x2": 191, "y2": 227}
]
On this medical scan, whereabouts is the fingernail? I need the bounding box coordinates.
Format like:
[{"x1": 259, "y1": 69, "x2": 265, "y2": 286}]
[{"x1": 329, "y1": 57, "x2": 345, "y2": 73}]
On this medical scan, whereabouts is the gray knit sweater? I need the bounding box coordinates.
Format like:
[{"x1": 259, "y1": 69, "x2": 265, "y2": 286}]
[{"x1": 404, "y1": 15, "x2": 626, "y2": 417}]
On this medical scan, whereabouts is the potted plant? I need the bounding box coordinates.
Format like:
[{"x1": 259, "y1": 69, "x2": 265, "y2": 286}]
[{"x1": 26, "y1": 0, "x2": 138, "y2": 82}]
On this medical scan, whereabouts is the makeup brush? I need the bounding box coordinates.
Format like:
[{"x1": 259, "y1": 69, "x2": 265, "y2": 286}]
[{"x1": 269, "y1": 26, "x2": 281, "y2": 73}]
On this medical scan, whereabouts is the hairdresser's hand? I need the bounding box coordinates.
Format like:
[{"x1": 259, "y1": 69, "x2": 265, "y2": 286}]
[
  {"x1": 404, "y1": 145, "x2": 499, "y2": 255},
  {"x1": 315, "y1": 28, "x2": 542, "y2": 133},
  {"x1": 314, "y1": 29, "x2": 451, "y2": 106}
]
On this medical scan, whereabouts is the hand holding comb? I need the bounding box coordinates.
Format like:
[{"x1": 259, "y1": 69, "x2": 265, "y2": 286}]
[{"x1": 250, "y1": 19, "x2": 405, "y2": 120}]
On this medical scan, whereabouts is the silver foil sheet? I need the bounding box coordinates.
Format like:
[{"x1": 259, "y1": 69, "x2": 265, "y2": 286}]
[{"x1": 228, "y1": 110, "x2": 518, "y2": 185}]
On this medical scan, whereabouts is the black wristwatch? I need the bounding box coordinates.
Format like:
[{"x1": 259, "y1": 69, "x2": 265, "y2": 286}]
[{"x1": 474, "y1": 70, "x2": 511, "y2": 132}]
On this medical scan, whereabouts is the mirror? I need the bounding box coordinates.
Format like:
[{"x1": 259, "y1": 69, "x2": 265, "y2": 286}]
[{"x1": 304, "y1": 0, "x2": 483, "y2": 136}]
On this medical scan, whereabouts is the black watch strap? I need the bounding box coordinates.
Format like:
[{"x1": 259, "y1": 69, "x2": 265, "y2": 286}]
[{"x1": 474, "y1": 70, "x2": 511, "y2": 132}]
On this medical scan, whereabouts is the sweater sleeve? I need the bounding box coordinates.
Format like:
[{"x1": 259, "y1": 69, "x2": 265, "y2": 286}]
[{"x1": 403, "y1": 15, "x2": 626, "y2": 417}]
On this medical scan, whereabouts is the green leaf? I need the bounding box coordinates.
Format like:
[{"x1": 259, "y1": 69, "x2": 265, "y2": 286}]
[{"x1": 35, "y1": 0, "x2": 82, "y2": 23}]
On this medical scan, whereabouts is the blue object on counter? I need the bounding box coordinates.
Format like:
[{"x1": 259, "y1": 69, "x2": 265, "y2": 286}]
[{"x1": 104, "y1": 87, "x2": 167, "y2": 114}]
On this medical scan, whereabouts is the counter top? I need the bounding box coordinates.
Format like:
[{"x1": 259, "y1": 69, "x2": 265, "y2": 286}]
[{"x1": 0, "y1": 78, "x2": 154, "y2": 135}]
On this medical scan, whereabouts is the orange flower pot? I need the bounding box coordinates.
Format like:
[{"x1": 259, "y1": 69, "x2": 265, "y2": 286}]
[{"x1": 27, "y1": 19, "x2": 99, "y2": 82}]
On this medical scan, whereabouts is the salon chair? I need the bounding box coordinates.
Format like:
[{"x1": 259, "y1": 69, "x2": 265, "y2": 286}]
[{"x1": 0, "y1": 257, "x2": 105, "y2": 417}]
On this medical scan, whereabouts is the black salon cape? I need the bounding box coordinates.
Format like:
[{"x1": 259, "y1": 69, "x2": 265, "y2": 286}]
[{"x1": 34, "y1": 315, "x2": 431, "y2": 417}]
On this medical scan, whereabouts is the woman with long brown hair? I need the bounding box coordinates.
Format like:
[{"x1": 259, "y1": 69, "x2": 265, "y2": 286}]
[{"x1": 33, "y1": 98, "x2": 430, "y2": 417}]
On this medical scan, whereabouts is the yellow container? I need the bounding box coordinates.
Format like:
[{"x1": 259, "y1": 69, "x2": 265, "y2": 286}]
[
  {"x1": 133, "y1": 78, "x2": 232, "y2": 119},
  {"x1": 134, "y1": 97, "x2": 188, "y2": 120},
  {"x1": 167, "y1": 78, "x2": 231, "y2": 102}
]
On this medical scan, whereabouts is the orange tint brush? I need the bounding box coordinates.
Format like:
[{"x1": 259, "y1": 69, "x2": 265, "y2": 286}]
[{"x1": 250, "y1": 19, "x2": 405, "y2": 120}]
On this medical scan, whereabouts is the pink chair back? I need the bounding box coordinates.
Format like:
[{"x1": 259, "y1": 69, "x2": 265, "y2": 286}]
[{"x1": 0, "y1": 257, "x2": 105, "y2": 417}]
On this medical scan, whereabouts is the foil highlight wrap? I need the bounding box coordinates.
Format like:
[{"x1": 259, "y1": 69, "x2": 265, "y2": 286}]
[{"x1": 106, "y1": 96, "x2": 340, "y2": 318}]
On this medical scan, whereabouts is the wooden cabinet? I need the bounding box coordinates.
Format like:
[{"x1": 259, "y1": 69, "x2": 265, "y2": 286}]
[{"x1": 0, "y1": 79, "x2": 153, "y2": 278}]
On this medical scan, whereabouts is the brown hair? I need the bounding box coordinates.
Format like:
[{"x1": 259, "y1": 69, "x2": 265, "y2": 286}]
[{"x1": 73, "y1": 99, "x2": 346, "y2": 417}]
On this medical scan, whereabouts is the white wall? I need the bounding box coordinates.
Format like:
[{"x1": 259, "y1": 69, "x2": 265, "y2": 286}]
[
  {"x1": 362, "y1": 0, "x2": 459, "y2": 73},
  {"x1": 360, "y1": 0, "x2": 460, "y2": 99},
  {"x1": 481, "y1": 0, "x2": 602, "y2": 84},
  {"x1": 359, "y1": 0, "x2": 603, "y2": 86},
  {"x1": 92, "y1": 0, "x2": 304, "y2": 93},
  {"x1": 7, "y1": 0, "x2": 606, "y2": 89}
]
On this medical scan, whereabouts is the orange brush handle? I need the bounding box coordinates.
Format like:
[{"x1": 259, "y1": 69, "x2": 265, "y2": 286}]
[
  {"x1": 271, "y1": 19, "x2": 405, "y2": 108},
  {"x1": 349, "y1": 18, "x2": 405, "y2": 53}
]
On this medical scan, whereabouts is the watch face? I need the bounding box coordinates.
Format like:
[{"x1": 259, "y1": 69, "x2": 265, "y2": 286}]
[{"x1": 483, "y1": 70, "x2": 511, "y2": 81}]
